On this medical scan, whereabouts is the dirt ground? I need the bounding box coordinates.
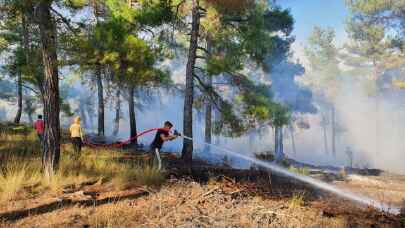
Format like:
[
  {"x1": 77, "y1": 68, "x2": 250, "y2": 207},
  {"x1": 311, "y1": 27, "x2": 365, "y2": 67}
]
[
  {"x1": 0, "y1": 159, "x2": 403, "y2": 228},
  {"x1": 333, "y1": 172, "x2": 405, "y2": 209},
  {"x1": 0, "y1": 179, "x2": 393, "y2": 228}
]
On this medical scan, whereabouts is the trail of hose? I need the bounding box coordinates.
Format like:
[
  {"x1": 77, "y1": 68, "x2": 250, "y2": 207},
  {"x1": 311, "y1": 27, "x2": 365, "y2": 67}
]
[
  {"x1": 83, "y1": 128, "x2": 168, "y2": 148},
  {"x1": 182, "y1": 135, "x2": 401, "y2": 215}
]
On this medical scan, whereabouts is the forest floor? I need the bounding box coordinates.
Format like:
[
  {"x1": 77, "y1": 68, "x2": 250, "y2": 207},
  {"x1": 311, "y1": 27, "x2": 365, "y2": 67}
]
[{"x1": 0, "y1": 123, "x2": 404, "y2": 227}]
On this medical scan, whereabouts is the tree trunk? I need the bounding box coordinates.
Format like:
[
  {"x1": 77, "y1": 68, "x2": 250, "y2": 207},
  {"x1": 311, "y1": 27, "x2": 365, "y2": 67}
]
[
  {"x1": 214, "y1": 110, "x2": 221, "y2": 145},
  {"x1": 181, "y1": 0, "x2": 200, "y2": 163},
  {"x1": 37, "y1": 1, "x2": 61, "y2": 178},
  {"x1": 86, "y1": 104, "x2": 94, "y2": 130},
  {"x1": 204, "y1": 37, "x2": 212, "y2": 144},
  {"x1": 112, "y1": 89, "x2": 121, "y2": 137},
  {"x1": 248, "y1": 131, "x2": 254, "y2": 151},
  {"x1": 204, "y1": 88, "x2": 212, "y2": 143},
  {"x1": 274, "y1": 126, "x2": 284, "y2": 162},
  {"x1": 289, "y1": 125, "x2": 296, "y2": 155},
  {"x1": 127, "y1": 86, "x2": 137, "y2": 145},
  {"x1": 14, "y1": 13, "x2": 30, "y2": 124},
  {"x1": 25, "y1": 95, "x2": 34, "y2": 124},
  {"x1": 27, "y1": 112, "x2": 33, "y2": 124},
  {"x1": 321, "y1": 112, "x2": 329, "y2": 155},
  {"x1": 375, "y1": 90, "x2": 379, "y2": 157},
  {"x1": 79, "y1": 104, "x2": 88, "y2": 128},
  {"x1": 331, "y1": 105, "x2": 336, "y2": 158},
  {"x1": 14, "y1": 73, "x2": 23, "y2": 124},
  {"x1": 322, "y1": 124, "x2": 329, "y2": 155},
  {"x1": 96, "y1": 66, "x2": 104, "y2": 136},
  {"x1": 373, "y1": 61, "x2": 379, "y2": 158}
]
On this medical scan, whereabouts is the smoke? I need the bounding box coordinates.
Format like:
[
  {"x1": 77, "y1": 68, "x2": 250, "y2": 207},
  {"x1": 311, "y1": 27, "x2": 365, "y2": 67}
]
[
  {"x1": 269, "y1": 59, "x2": 317, "y2": 114},
  {"x1": 273, "y1": 68, "x2": 405, "y2": 174},
  {"x1": 333, "y1": 75, "x2": 405, "y2": 174},
  {"x1": 1, "y1": 54, "x2": 405, "y2": 174},
  {"x1": 102, "y1": 55, "x2": 404, "y2": 174}
]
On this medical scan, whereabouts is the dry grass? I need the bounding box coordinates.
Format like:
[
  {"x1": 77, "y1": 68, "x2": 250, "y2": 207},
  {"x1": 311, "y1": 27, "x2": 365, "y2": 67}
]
[
  {"x1": 0, "y1": 162, "x2": 34, "y2": 202},
  {"x1": 0, "y1": 124, "x2": 165, "y2": 205},
  {"x1": 0, "y1": 123, "x2": 401, "y2": 227},
  {"x1": 7, "y1": 180, "x2": 348, "y2": 228},
  {"x1": 288, "y1": 191, "x2": 306, "y2": 209},
  {"x1": 84, "y1": 181, "x2": 344, "y2": 227}
]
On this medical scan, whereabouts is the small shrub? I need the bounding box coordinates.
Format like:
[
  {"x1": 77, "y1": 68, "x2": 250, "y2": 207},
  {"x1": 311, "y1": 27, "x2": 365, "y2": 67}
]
[
  {"x1": 41, "y1": 173, "x2": 65, "y2": 192},
  {"x1": 134, "y1": 165, "x2": 165, "y2": 187},
  {"x1": 0, "y1": 158, "x2": 41, "y2": 201},
  {"x1": 0, "y1": 169, "x2": 26, "y2": 201},
  {"x1": 289, "y1": 192, "x2": 305, "y2": 209},
  {"x1": 288, "y1": 166, "x2": 310, "y2": 176}
]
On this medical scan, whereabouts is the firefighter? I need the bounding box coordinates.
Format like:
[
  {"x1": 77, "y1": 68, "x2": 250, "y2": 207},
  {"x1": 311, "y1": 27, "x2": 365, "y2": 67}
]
[{"x1": 150, "y1": 121, "x2": 180, "y2": 169}]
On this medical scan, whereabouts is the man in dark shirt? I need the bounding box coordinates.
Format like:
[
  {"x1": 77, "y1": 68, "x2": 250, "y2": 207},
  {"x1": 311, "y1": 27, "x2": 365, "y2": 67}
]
[{"x1": 150, "y1": 121, "x2": 179, "y2": 169}]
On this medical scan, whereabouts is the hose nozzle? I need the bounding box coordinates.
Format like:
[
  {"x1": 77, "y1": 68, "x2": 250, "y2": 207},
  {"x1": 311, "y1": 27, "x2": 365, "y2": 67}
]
[{"x1": 173, "y1": 130, "x2": 182, "y2": 136}]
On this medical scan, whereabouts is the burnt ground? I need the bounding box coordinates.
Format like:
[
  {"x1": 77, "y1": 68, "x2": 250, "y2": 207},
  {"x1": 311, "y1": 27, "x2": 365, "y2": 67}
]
[{"x1": 0, "y1": 152, "x2": 404, "y2": 227}]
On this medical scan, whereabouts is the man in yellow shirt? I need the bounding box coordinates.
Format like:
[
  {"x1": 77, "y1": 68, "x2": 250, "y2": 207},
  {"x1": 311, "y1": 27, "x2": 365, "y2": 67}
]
[{"x1": 69, "y1": 116, "x2": 84, "y2": 157}]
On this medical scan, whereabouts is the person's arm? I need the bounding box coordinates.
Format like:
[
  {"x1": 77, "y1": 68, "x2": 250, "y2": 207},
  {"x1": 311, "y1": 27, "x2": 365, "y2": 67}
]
[{"x1": 160, "y1": 134, "x2": 177, "y2": 141}]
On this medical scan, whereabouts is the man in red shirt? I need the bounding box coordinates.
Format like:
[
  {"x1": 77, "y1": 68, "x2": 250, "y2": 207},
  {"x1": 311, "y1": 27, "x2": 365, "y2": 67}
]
[
  {"x1": 33, "y1": 115, "x2": 45, "y2": 143},
  {"x1": 150, "y1": 121, "x2": 179, "y2": 170}
]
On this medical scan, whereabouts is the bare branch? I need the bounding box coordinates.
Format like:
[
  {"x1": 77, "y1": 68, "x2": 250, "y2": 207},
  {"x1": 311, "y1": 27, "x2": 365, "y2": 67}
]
[{"x1": 22, "y1": 83, "x2": 39, "y2": 95}]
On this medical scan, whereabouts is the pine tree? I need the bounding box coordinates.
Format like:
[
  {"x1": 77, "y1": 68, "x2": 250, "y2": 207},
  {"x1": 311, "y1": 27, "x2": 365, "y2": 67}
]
[
  {"x1": 304, "y1": 26, "x2": 341, "y2": 157},
  {"x1": 173, "y1": 0, "x2": 294, "y2": 163}
]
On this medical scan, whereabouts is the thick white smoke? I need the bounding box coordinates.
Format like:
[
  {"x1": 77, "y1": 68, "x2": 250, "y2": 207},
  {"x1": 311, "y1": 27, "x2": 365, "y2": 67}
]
[{"x1": 2, "y1": 57, "x2": 404, "y2": 174}]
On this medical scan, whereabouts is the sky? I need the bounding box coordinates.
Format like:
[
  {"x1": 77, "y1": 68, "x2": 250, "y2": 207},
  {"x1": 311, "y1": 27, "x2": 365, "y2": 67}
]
[{"x1": 277, "y1": 0, "x2": 349, "y2": 60}]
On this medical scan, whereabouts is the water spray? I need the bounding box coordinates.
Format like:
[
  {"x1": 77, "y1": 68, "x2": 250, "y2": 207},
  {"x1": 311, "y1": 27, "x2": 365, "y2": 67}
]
[
  {"x1": 84, "y1": 127, "x2": 401, "y2": 215},
  {"x1": 180, "y1": 134, "x2": 401, "y2": 215}
]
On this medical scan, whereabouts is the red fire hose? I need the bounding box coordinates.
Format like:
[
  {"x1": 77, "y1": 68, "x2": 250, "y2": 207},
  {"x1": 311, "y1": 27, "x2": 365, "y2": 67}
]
[{"x1": 83, "y1": 128, "x2": 169, "y2": 149}]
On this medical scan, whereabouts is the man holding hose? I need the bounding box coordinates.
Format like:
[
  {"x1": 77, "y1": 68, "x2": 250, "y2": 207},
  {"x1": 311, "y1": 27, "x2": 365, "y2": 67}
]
[{"x1": 150, "y1": 121, "x2": 180, "y2": 169}]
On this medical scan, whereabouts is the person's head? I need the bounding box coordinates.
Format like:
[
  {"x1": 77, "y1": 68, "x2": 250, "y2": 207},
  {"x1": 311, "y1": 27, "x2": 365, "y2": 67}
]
[
  {"x1": 163, "y1": 121, "x2": 173, "y2": 130},
  {"x1": 74, "y1": 116, "x2": 81, "y2": 124},
  {"x1": 38, "y1": 115, "x2": 42, "y2": 120}
]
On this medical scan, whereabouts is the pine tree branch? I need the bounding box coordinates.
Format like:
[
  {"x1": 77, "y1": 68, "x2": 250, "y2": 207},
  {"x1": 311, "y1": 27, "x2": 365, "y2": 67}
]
[
  {"x1": 50, "y1": 7, "x2": 78, "y2": 35},
  {"x1": 174, "y1": 0, "x2": 186, "y2": 20},
  {"x1": 198, "y1": 7, "x2": 206, "y2": 12},
  {"x1": 193, "y1": 73, "x2": 222, "y2": 112},
  {"x1": 140, "y1": 26, "x2": 155, "y2": 37}
]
